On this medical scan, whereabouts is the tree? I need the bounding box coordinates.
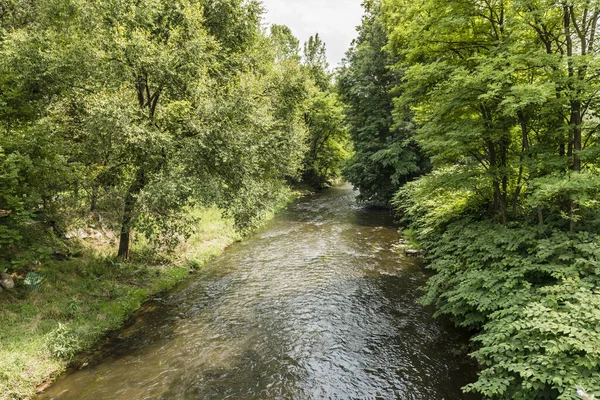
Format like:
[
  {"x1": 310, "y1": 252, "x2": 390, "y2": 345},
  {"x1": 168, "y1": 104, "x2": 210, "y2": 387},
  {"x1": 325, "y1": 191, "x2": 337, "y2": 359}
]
[
  {"x1": 270, "y1": 24, "x2": 301, "y2": 62},
  {"x1": 383, "y1": 0, "x2": 600, "y2": 397},
  {"x1": 0, "y1": 0, "x2": 315, "y2": 263},
  {"x1": 337, "y1": 0, "x2": 427, "y2": 205},
  {"x1": 302, "y1": 90, "x2": 350, "y2": 187},
  {"x1": 303, "y1": 33, "x2": 330, "y2": 91},
  {"x1": 289, "y1": 33, "x2": 351, "y2": 188},
  {"x1": 384, "y1": 0, "x2": 600, "y2": 225}
]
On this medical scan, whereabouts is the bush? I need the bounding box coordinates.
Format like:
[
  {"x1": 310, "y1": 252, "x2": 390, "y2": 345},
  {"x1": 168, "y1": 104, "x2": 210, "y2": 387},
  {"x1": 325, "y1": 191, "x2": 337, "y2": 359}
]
[
  {"x1": 47, "y1": 323, "x2": 80, "y2": 361},
  {"x1": 397, "y1": 177, "x2": 600, "y2": 399}
]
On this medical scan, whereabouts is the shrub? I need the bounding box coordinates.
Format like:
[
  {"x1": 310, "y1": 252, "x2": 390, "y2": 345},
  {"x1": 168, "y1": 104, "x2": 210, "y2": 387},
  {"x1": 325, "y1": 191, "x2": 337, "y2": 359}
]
[{"x1": 397, "y1": 177, "x2": 600, "y2": 399}]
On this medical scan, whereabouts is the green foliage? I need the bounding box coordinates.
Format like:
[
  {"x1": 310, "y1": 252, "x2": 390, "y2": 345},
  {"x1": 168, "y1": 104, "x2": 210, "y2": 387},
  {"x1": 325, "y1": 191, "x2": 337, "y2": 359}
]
[
  {"x1": 302, "y1": 89, "x2": 351, "y2": 188},
  {"x1": 337, "y1": 0, "x2": 427, "y2": 205},
  {"x1": 398, "y1": 176, "x2": 600, "y2": 398},
  {"x1": 0, "y1": 0, "x2": 329, "y2": 262},
  {"x1": 0, "y1": 205, "x2": 239, "y2": 399},
  {"x1": 0, "y1": 2, "x2": 346, "y2": 393},
  {"x1": 470, "y1": 281, "x2": 600, "y2": 400},
  {"x1": 270, "y1": 24, "x2": 301, "y2": 62},
  {"x1": 47, "y1": 323, "x2": 80, "y2": 361},
  {"x1": 303, "y1": 33, "x2": 330, "y2": 91},
  {"x1": 379, "y1": 0, "x2": 600, "y2": 397}
]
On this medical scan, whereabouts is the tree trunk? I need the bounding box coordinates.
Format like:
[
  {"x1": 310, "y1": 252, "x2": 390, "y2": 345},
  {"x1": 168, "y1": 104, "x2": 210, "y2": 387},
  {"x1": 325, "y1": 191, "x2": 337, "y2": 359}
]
[
  {"x1": 570, "y1": 101, "x2": 582, "y2": 234},
  {"x1": 571, "y1": 100, "x2": 582, "y2": 172},
  {"x1": 564, "y1": 6, "x2": 581, "y2": 233},
  {"x1": 488, "y1": 138, "x2": 508, "y2": 224},
  {"x1": 494, "y1": 180, "x2": 508, "y2": 225},
  {"x1": 513, "y1": 111, "x2": 529, "y2": 216},
  {"x1": 117, "y1": 169, "x2": 146, "y2": 260},
  {"x1": 117, "y1": 194, "x2": 135, "y2": 260},
  {"x1": 90, "y1": 185, "x2": 99, "y2": 214}
]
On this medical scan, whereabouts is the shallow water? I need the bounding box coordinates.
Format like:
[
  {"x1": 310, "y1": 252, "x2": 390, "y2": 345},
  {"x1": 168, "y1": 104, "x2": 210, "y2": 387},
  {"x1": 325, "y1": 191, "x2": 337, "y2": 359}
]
[{"x1": 40, "y1": 185, "x2": 478, "y2": 399}]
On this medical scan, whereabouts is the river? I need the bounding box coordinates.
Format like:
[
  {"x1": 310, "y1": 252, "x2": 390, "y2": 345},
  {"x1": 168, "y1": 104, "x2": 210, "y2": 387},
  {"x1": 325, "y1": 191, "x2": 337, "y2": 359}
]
[{"x1": 40, "y1": 184, "x2": 478, "y2": 399}]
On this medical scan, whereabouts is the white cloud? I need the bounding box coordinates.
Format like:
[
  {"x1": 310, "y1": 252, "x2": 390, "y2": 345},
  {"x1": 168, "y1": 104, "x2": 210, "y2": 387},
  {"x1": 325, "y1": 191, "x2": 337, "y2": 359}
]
[{"x1": 260, "y1": 0, "x2": 363, "y2": 68}]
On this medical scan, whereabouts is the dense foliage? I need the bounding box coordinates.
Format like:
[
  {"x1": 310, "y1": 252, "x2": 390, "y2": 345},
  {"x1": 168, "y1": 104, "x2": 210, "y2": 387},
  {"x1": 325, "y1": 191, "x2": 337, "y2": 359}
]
[
  {"x1": 0, "y1": 0, "x2": 347, "y2": 267},
  {"x1": 302, "y1": 33, "x2": 351, "y2": 188},
  {"x1": 376, "y1": 0, "x2": 600, "y2": 398},
  {"x1": 337, "y1": 0, "x2": 428, "y2": 205}
]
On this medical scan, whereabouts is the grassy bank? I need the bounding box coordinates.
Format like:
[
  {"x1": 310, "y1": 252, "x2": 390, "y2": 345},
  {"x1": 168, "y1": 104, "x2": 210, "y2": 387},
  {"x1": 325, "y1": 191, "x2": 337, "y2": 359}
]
[{"x1": 0, "y1": 193, "x2": 299, "y2": 400}]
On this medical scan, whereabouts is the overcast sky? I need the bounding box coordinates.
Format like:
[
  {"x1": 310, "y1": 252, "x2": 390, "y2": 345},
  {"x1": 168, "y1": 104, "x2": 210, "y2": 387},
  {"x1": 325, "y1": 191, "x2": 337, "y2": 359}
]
[{"x1": 260, "y1": 0, "x2": 364, "y2": 69}]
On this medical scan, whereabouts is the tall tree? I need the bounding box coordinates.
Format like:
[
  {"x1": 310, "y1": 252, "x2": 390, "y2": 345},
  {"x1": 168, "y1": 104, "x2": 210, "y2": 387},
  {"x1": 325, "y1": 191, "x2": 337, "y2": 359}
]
[
  {"x1": 303, "y1": 33, "x2": 330, "y2": 90},
  {"x1": 0, "y1": 0, "x2": 315, "y2": 263},
  {"x1": 384, "y1": 0, "x2": 600, "y2": 227},
  {"x1": 270, "y1": 24, "x2": 301, "y2": 62},
  {"x1": 337, "y1": 0, "x2": 427, "y2": 205},
  {"x1": 383, "y1": 0, "x2": 600, "y2": 397},
  {"x1": 295, "y1": 33, "x2": 351, "y2": 188}
]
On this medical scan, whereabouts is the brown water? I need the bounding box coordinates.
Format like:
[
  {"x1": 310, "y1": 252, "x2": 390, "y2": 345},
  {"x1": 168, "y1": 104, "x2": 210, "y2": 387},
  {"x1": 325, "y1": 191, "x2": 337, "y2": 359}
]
[{"x1": 40, "y1": 185, "x2": 478, "y2": 400}]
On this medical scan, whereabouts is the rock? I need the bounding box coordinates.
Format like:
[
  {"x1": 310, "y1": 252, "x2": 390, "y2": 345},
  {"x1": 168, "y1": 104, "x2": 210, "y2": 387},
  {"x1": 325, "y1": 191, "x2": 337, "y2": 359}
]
[
  {"x1": 35, "y1": 381, "x2": 52, "y2": 394},
  {"x1": 0, "y1": 272, "x2": 14, "y2": 290},
  {"x1": 405, "y1": 249, "x2": 424, "y2": 257},
  {"x1": 102, "y1": 228, "x2": 115, "y2": 240},
  {"x1": 398, "y1": 239, "x2": 406, "y2": 245}
]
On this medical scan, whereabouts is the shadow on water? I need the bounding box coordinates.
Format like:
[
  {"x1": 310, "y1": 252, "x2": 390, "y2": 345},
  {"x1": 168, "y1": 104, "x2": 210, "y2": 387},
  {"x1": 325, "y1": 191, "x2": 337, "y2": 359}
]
[{"x1": 40, "y1": 184, "x2": 479, "y2": 400}]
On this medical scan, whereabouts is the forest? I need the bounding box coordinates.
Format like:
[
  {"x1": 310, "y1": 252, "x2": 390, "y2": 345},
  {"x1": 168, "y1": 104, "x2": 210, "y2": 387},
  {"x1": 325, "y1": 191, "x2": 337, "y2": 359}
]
[{"x1": 1, "y1": 0, "x2": 600, "y2": 399}]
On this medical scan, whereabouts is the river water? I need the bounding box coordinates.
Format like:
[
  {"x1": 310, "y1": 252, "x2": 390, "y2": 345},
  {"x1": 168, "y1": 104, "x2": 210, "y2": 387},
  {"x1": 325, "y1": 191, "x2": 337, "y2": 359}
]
[{"x1": 40, "y1": 185, "x2": 478, "y2": 399}]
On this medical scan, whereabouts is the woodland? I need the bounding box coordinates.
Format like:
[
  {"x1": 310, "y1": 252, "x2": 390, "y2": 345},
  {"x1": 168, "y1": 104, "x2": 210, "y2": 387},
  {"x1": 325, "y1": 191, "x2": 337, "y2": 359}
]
[{"x1": 1, "y1": 0, "x2": 600, "y2": 399}]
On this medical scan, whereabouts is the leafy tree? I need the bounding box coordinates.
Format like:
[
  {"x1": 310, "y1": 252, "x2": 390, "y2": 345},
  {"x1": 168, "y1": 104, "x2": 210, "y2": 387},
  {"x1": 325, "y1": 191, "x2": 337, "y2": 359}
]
[
  {"x1": 270, "y1": 24, "x2": 301, "y2": 62},
  {"x1": 384, "y1": 0, "x2": 600, "y2": 226},
  {"x1": 183, "y1": 28, "x2": 310, "y2": 230},
  {"x1": 296, "y1": 34, "x2": 351, "y2": 188},
  {"x1": 303, "y1": 33, "x2": 330, "y2": 91},
  {"x1": 337, "y1": 0, "x2": 427, "y2": 205},
  {"x1": 302, "y1": 90, "x2": 350, "y2": 187},
  {"x1": 0, "y1": 0, "x2": 318, "y2": 264}
]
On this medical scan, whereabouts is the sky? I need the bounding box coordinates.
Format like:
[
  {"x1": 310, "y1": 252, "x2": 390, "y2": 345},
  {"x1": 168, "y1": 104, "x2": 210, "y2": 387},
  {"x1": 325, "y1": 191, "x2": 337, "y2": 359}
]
[{"x1": 260, "y1": 0, "x2": 364, "y2": 69}]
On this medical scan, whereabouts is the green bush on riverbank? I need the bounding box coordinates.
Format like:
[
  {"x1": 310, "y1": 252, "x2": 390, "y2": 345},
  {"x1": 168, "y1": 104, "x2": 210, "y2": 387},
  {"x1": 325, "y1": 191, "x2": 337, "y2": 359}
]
[{"x1": 395, "y1": 178, "x2": 600, "y2": 399}]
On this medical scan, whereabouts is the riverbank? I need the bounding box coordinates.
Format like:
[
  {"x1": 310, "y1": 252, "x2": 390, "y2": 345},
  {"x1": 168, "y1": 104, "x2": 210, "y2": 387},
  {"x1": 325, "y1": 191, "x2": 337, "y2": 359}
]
[
  {"x1": 395, "y1": 180, "x2": 600, "y2": 399},
  {"x1": 0, "y1": 193, "x2": 300, "y2": 400},
  {"x1": 37, "y1": 184, "x2": 478, "y2": 399}
]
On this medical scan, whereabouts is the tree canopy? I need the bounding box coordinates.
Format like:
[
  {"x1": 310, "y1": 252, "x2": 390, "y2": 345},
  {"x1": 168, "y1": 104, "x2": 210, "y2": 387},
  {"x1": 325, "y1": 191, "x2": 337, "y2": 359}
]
[
  {"x1": 337, "y1": 0, "x2": 428, "y2": 205},
  {"x1": 378, "y1": 0, "x2": 600, "y2": 397},
  {"x1": 0, "y1": 0, "x2": 348, "y2": 265}
]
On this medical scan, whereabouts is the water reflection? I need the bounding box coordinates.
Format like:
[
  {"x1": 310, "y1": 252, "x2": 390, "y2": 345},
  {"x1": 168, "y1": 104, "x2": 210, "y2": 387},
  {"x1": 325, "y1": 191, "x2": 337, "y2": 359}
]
[{"x1": 40, "y1": 185, "x2": 478, "y2": 400}]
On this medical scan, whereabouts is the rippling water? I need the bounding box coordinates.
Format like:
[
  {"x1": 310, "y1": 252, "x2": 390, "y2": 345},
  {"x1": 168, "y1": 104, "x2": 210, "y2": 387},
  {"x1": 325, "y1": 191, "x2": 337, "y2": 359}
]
[{"x1": 40, "y1": 185, "x2": 478, "y2": 399}]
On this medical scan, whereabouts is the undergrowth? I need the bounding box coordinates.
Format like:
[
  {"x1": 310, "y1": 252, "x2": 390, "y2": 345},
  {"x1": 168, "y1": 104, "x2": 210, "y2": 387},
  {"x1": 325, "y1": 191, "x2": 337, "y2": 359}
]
[{"x1": 396, "y1": 176, "x2": 600, "y2": 400}]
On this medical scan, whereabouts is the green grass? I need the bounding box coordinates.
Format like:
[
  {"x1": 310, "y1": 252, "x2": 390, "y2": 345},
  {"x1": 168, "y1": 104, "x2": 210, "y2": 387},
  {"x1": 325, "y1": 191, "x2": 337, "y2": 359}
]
[{"x1": 0, "y1": 206, "x2": 240, "y2": 400}]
